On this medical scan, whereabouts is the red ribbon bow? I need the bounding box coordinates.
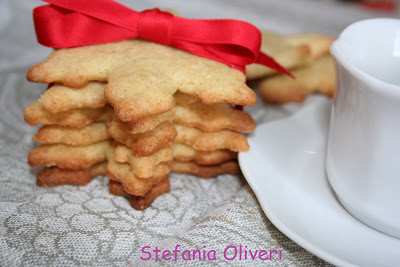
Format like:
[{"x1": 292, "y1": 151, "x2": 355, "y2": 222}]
[{"x1": 33, "y1": 0, "x2": 292, "y2": 76}]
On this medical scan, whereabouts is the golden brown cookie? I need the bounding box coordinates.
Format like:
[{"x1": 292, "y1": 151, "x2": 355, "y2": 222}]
[
  {"x1": 246, "y1": 32, "x2": 312, "y2": 80},
  {"x1": 127, "y1": 109, "x2": 175, "y2": 134},
  {"x1": 109, "y1": 178, "x2": 170, "y2": 210},
  {"x1": 172, "y1": 143, "x2": 237, "y2": 165},
  {"x1": 39, "y1": 82, "x2": 106, "y2": 113},
  {"x1": 173, "y1": 91, "x2": 198, "y2": 106},
  {"x1": 27, "y1": 40, "x2": 255, "y2": 121},
  {"x1": 106, "y1": 150, "x2": 170, "y2": 196},
  {"x1": 114, "y1": 145, "x2": 173, "y2": 178},
  {"x1": 106, "y1": 115, "x2": 177, "y2": 156},
  {"x1": 24, "y1": 101, "x2": 113, "y2": 128},
  {"x1": 170, "y1": 160, "x2": 240, "y2": 178},
  {"x1": 258, "y1": 55, "x2": 335, "y2": 104},
  {"x1": 36, "y1": 162, "x2": 107, "y2": 187},
  {"x1": 33, "y1": 122, "x2": 109, "y2": 145},
  {"x1": 35, "y1": 80, "x2": 174, "y2": 133},
  {"x1": 108, "y1": 179, "x2": 126, "y2": 196},
  {"x1": 28, "y1": 140, "x2": 113, "y2": 169},
  {"x1": 175, "y1": 124, "x2": 249, "y2": 152},
  {"x1": 285, "y1": 33, "x2": 334, "y2": 59},
  {"x1": 127, "y1": 178, "x2": 170, "y2": 210},
  {"x1": 175, "y1": 102, "x2": 255, "y2": 133}
]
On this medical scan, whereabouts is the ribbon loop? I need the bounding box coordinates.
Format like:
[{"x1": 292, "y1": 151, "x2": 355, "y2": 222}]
[{"x1": 138, "y1": 9, "x2": 173, "y2": 46}]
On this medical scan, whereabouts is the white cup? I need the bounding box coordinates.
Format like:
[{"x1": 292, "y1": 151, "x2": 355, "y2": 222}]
[{"x1": 327, "y1": 18, "x2": 400, "y2": 238}]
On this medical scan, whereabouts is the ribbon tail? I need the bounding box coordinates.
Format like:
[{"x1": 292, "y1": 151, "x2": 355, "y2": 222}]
[{"x1": 255, "y1": 52, "x2": 294, "y2": 79}]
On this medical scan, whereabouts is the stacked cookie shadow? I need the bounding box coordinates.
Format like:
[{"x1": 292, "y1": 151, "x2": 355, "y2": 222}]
[
  {"x1": 246, "y1": 32, "x2": 336, "y2": 104},
  {"x1": 24, "y1": 40, "x2": 256, "y2": 210}
]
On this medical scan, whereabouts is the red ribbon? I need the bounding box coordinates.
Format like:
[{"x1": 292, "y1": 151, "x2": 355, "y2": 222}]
[{"x1": 33, "y1": 0, "x2": 292, "y2": 76}]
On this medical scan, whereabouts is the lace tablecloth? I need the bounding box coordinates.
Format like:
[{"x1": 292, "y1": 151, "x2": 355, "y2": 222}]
[{"x1": 0, "y1": 0, "x2": 393, "y2": 265}]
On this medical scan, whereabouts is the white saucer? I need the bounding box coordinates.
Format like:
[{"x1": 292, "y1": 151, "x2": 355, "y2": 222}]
[{"x1": 239, "y1": 96, "x2": 400, "y2": 267}]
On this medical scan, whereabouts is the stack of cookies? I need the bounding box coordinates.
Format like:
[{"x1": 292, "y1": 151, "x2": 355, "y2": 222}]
[
  {"x1": 25, "y1": 83, "x2": 113, "y2": 187},
  {"x1": 246, "y1": 32, "x2": 335, "y2": 104},
  {"x1": 171, "y1": 92, "x2": 255, "y2": 178},
  {"x1": 25, "y1": 40, "x2": 256, "y2": 210}
]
